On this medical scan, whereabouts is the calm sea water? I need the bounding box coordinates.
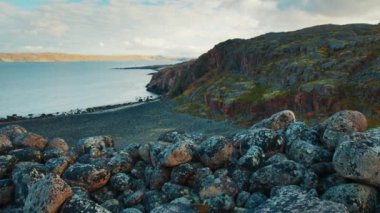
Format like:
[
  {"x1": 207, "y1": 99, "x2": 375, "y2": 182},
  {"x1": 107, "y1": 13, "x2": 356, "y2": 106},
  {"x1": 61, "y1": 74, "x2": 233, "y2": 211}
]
[{"x1": 0, "y1": 61, "x2": 174, "y2": 118}]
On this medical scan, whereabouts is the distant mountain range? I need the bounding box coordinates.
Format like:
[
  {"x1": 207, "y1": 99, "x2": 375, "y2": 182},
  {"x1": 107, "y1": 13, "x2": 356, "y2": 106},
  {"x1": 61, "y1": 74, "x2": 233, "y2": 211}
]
[
  {"x1": 0, "y1": 53, "x2": 176, "y2": 62},
  {"x1": 147, "y1": 23, "x2": 380, "y2": 127}
]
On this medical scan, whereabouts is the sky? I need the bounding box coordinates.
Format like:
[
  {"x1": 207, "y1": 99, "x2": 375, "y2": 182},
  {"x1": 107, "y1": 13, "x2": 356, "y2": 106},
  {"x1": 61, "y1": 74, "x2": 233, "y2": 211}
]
[{"x1": 1, "y1": 0, "x2": 380, "y2": 57}]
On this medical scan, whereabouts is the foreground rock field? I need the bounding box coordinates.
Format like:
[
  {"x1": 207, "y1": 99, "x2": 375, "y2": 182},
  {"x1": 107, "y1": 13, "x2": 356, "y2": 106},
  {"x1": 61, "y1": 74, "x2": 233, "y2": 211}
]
[{"x1": 0, "y1": 110, "x2": 379, "y2": 212}]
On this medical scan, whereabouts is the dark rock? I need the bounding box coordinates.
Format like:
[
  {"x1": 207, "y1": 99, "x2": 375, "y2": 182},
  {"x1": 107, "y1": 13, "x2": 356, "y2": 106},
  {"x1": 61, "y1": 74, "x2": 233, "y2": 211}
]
[
  {"x1": 158, "y1": 139, "x2": 194, "y2": 167},
  {"x1": 23, "y1": 174, "x2": 73, "y2": 213},
  {"x1": 255, "y1": 185, "x2": 349, "y2": 212},
  {"x1": 162, "y1": 182, "x2": 190, "y2": 200},
  {"x1": 230, "y1": 168, "x2": 251, "y2": 191},
  {"x1": 0, "y1": 155, "x2": 17, "y2": 179},
  {"x1": 237, "y1": 145, "x2": 264, "y2": 170},
  {"x1": 76, "y1": 135, "x2": 114, "y2": 155},
  {"x1": 146, "y1": 167, "x2": 170, "y2": 190},
  {"x1": 123, "y1": 143, "x2": 141, "y2": 160},
  {"x1": 138, "y1": 143, "x2": 151, "y2": 164},
  {"x1": 0, "y1": 125, "x2": 27, "y2": 139},
  {"x1": 317, "y1": 173, "x2": 347, "y2": 194},
  {"x1": 12, "y1": 132, "x2": 47, "y2": 151},
  {"x1": 198, "y1": 136, "x2": 234, "y2": 169},
  {"x1": 0, "y1": 179, "x2": 14, "y2": 206},
  {"x1": 142, "y1": 190, "x2": 168, "y2": 212},
  {"x1": 47, "y1": 137, "x2": 69, "y2": 153},
  {"x1": 321, "y1": 110, "x2": 368, "y2": 149},
  {"x1": 213, "y1": 168, "x2": 228, "y2": 178},
  {"x1": 63, "y1": 163, "x2": 111, "y2": 191},
  {"x1": 187, "y1": 167, "x2": 212, "y2": 188},
  {"x1": 251, "y1": 110, "x2": 296, "y2": 131},
  {"x1": 121, "y1": 208, "x2": 143, "y2": 213},
  {"x1": 321, "y1": 183, "x2": 378, "y2": 213},
  {"x1": 91, "y1": 185, "x2": 116, "y2": 204},
  {"x1": 233, "y1": 128, "x2": 284, "y2": 156},
  {"x1": 285, "y1": 121, "x2": 319, "y2": 146},
  {"x1": 107, "y1": 151, "x2": 133, "y2": 174},
  {"x1": 170, "y1": 163, "x2": 195, "y2": 185},
  {"x1": 71, "y1": 186, "x2": 90, "y2": 199},
  {"x1": 236, "y1": 191, "x2": 250, "y2": 207},
  {"x1": 120, "y1": 190, "x2": 144, "y2": 207},
  {"x1": 0, "y1": 135, "x2": 13, "y2": 154},
  {"x1": 9, "y1": 147, "x2": 43, "y2": 163},
  {"x1": 263, "y1": 153, "x2": 288, "y2": 166},
  {"x1": 130, "y1": 161, "x2": 147, "y2": 179},
  {"x1": 197, "y1": 175, "x2": 238, "y2": 199},
  {"x1": 244, "y1": 192, "x2": 267, "y2": 209},
  {"x1": 333, "y1": 128, "x2": 380, "y2": 187},
  {"x1": 102, "y1": 199, "x2": 122, "y2": 213},
  {"x1": 151, "y1": 203, "x2": 197, "y2": 213},
  {"x1": 286, "y1": 140, "x2": 332, "y2": 165},
  {"x1": 43, "y1": 147, "x2": 66, "y2": 161},
  {"x1": 150, "y1": 142, "x2": 170, "y2": 167},
  {"x1": 157, "y1": 130, "x2": 186, "y2": 143},
  {"x1": 45, "y1": 157, "x2": 69, "y2": 175},
  {"x1": 11, "y1": 162, "x2": 46, "y2": 204},
  {"x1": 309, "y1": 162, "x2": 335, "y2": 177},
  {"x1": 204, "y1": 193, "x2": 235, "y2": 213},
  {"x1": 110, "y1": 173, "x2": 133, "y2": 192},
  {"x1": 61, "y1": 196, "x2": 111, "y2": 213},
  {"x1": 250, "y1": 160, "x2": 309, "y2": 192}
]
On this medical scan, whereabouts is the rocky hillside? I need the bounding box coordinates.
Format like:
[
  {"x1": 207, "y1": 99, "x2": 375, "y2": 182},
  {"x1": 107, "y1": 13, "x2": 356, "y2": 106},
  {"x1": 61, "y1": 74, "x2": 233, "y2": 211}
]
[
  {"x1": 147, "y1": 24, "x2": 380, "y2": 126},
  {"x1": 0, "y1": 110, "x2": 379, "y2": 212}
]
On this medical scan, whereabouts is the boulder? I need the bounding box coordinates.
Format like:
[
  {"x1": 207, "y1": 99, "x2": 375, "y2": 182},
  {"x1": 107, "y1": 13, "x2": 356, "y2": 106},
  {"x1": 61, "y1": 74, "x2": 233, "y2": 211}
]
[
  {"x1": 0, "y1": 155, "x2": 17, "y2": 179},
  {"x1": 23, "y1": 175, "x2": 73, "y2": 213},
  {"x1": 107, "y1": 151, "x2": 133, "y2": 174},
  {"x1": 236, "y1": 191, "x2": 250, "y2": 207},
  {"x1": 197, "y1": 175, "x2": 238, "y2": 199},
  {"x1": 72, "y1": 186, "x2": 90, "y2": 199},
  {"x1": 76, "y1": 135, "x2": 114, "y2": 155},
  {"x1": 317, "y1": 173, "x2": 347, "y2": 194},
  {"x1": 120, "y1": 190, "x2": 145, "y2": 207},
  {"x1": 0, "y1": 135, "x2": 13, "y2": 154},
  {"x1": 233, "y1": 128, "x2": 284, "y2": 156},
  {"x1": 45, "y1": 157, "x2": 69, "y2": 175},
  {"x1": 142, "y1": 190, "x2": 168, "y2": 212},
  {"x1": 170, "y1": 163, "x2": 196, "y2": 185},
  {"x1": 43, "y1": 147, "x2": 66, "y2": 161},
  {"x1": 146, "y1": 167, "x2": 170, "y2": 190},
  {"x1": 101, "y1": 199, "x2": 122, "y2": 213},
  {"x1": 263, "y1": 153, "x2": 288, "y2": 166},
  {"x1": 321, "y1": 110, "x2": 367, "y2": 149},
  {"x1": 123, "y1": 143, "x2": 141, "y2": 160},
  {"x1": 12, "y1": 132, "x2": 47, "y2": 151},
  {"x1": 286, "y1": 140, "x2": 332, "y2": 165},
  {"x1": 138, "y1": 143, "x2": 151, "y2": 164},
  {"x1": 150, "y1": 142, "x2": 170, "y2": 167},
  {"x1": 333, "y1": 128, "x2": 380, "y2": 187},
  {"x1": 244, "y1": 192, "x2": 267, "y2": 209},
  {"x1": 91, "y1": 186, "x2": 116, "y2": 204},
  {"x1": 151, "y1": 203, "x2": 197, "y2": 213},
  {"x1": 110, "y1": 173, "x2": 133, "y2": 192},
  {"x1": 251, "y1": 110, "x2": 296, "y2": 131},
  {"x1": 321, "y1": 183, "x2": 378, "y2": 213},
  {"x1": 0, "y1": 125, "x2": 27, "y2": 139},
  {"x1": 9, "y1": 147, "x2": 43, "y2": 163},
  {"x1": 121, "y1": 208, "x2": 143, "y2": 213},
  {"x1": 158, "y1": 139, "x2": 194, "y2": 167},
  {"x1": 284, "y1": 121, "x2": 319, "y2": 146},
  {"x1": 162, "y1": 182, "x2": 190, "y2": 200},
  {"x1": 63, "y1": 163, "x2": 110, "y2": 191},
  {"x1": 255, "y1": 185, "x2": 349, "y2": 212},
  {"x1": 47, "y1": 137, "x2": 69, "y2": 152},
  {"x1": 61, "y1": 196, "x2": 111, "y2": 213},
  {"x1": 130, "y1": 161, "x2": 147, "y2": 179},
  {"x1": 157, "y1": 130, "x2": 186, "y2": 143},
  {"x1": 204, "y1": 194, "x2": 235, "y2": 212},
  {"x1": 250, "y1": 160, "x2": 309, "y2": 192},
  {"x1": 12, "y1": 162, "x2": 47, "y2": 204},
  {"x1": 230, "y1": 168, "x2": 251, "y2": 191},
  {"x1": 0, "y1": 179, "x2": 14, "y2": 206},
  {"x1": 237, "y1": 146, "x2": 264, "y2": 170},
  {"x1": 198, "y1": 136, "x2": 233, "y2": 169}
]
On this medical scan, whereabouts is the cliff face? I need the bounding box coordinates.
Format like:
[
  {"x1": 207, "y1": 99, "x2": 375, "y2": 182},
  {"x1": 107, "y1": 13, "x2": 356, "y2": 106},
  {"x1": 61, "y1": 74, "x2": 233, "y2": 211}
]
[{"x1": 147, "y1": 24, "x2": 380, "y2": 125}]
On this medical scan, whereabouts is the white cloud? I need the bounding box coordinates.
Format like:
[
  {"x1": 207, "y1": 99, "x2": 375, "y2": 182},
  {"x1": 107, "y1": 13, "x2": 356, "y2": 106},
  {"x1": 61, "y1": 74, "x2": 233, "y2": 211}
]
[{"x1": 0, "y1": 0, "x2": 380, "y2": 57}]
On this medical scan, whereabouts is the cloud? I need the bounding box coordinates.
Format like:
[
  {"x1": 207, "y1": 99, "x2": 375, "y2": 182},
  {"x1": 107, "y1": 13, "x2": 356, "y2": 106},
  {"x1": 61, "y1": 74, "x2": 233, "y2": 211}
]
[{"x1": 0, "y1": 0, "x2": 379, "y2": 57}]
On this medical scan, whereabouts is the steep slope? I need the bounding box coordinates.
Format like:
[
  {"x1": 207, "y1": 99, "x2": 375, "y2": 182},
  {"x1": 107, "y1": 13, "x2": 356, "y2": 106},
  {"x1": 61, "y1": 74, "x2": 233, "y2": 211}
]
[{"x1": 147, "y1": 24, "x2": 380, "y2": 126}]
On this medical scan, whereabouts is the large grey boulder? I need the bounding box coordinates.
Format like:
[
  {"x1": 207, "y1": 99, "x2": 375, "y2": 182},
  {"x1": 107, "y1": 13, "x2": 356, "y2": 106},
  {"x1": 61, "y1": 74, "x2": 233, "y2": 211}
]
[
  {"x1": 63, "y1": 163, "x2": 110, "y2": 191},
  {"x1": 251, "y1": 110, "x2": 296, "y2": 131},
  {"x1": 61, "y1": 196, "x2": 111, "y2": 213},
  {"x1": 157, "y1": 139, "x2": 194, "y2": 167},
  {"x1": 286, "y1": 140, "x2": 332, "y2": 165},
  {"x1": 198, "y1": 136, "x2": 233, "y2": 169}
]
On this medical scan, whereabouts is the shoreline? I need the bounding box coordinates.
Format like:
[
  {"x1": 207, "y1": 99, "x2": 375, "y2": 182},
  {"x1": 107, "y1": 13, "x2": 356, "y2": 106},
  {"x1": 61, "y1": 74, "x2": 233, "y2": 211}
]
[{"x1": 0, "y1": 96, "x2": 158, "y2": 124}]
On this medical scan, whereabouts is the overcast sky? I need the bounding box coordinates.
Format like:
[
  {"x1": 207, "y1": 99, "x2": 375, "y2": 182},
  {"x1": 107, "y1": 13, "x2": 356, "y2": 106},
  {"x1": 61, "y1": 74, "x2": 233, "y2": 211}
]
[{"x1": 1, "y1": 0, "x2": 379, "y2": 57}]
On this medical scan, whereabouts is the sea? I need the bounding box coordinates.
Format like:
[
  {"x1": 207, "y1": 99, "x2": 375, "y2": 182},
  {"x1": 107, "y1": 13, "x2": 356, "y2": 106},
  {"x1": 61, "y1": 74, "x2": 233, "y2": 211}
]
[{"x1": 0, "y1": 60, "x2": 175, "y2": 118}]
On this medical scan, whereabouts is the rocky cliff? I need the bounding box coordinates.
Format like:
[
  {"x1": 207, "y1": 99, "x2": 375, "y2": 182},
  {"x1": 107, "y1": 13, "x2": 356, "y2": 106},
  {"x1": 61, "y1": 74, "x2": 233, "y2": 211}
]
[{"x1": 147, "y1": 24, "x2": 380, "y2": 126}]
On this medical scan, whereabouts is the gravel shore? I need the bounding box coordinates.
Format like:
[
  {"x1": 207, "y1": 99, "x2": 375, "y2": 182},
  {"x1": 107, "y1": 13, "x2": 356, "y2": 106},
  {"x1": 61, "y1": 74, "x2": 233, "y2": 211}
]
[{"x1": 0, "y1": 100, "x2": 240, "y2": 148}]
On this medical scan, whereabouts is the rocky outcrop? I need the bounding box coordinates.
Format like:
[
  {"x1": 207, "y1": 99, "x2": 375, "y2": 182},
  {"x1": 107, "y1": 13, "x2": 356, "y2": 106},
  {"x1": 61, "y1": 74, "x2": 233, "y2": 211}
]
[
  {"x1": 147, "y1": 24, "x2": 380, "y2": 124},
  {"x1": 0, "y1": 110, "x2": 379, "y2": 212}
]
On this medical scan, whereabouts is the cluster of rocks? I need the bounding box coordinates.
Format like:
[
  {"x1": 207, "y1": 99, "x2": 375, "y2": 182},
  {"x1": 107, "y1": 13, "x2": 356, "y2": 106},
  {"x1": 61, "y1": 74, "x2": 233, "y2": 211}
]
[{"x1": 0, "y1": 110, "x2": 379, "y2": 212}]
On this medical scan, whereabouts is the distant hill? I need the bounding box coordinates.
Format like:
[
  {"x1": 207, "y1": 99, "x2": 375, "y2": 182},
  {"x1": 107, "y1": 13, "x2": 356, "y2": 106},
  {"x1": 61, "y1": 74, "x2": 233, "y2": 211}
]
[
  {"x1": 147, "y1": 23, "x2": 380, "y2": 127},
  {"x1": 0, "y1": 53, "x2": 175, "y2": 62}
]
